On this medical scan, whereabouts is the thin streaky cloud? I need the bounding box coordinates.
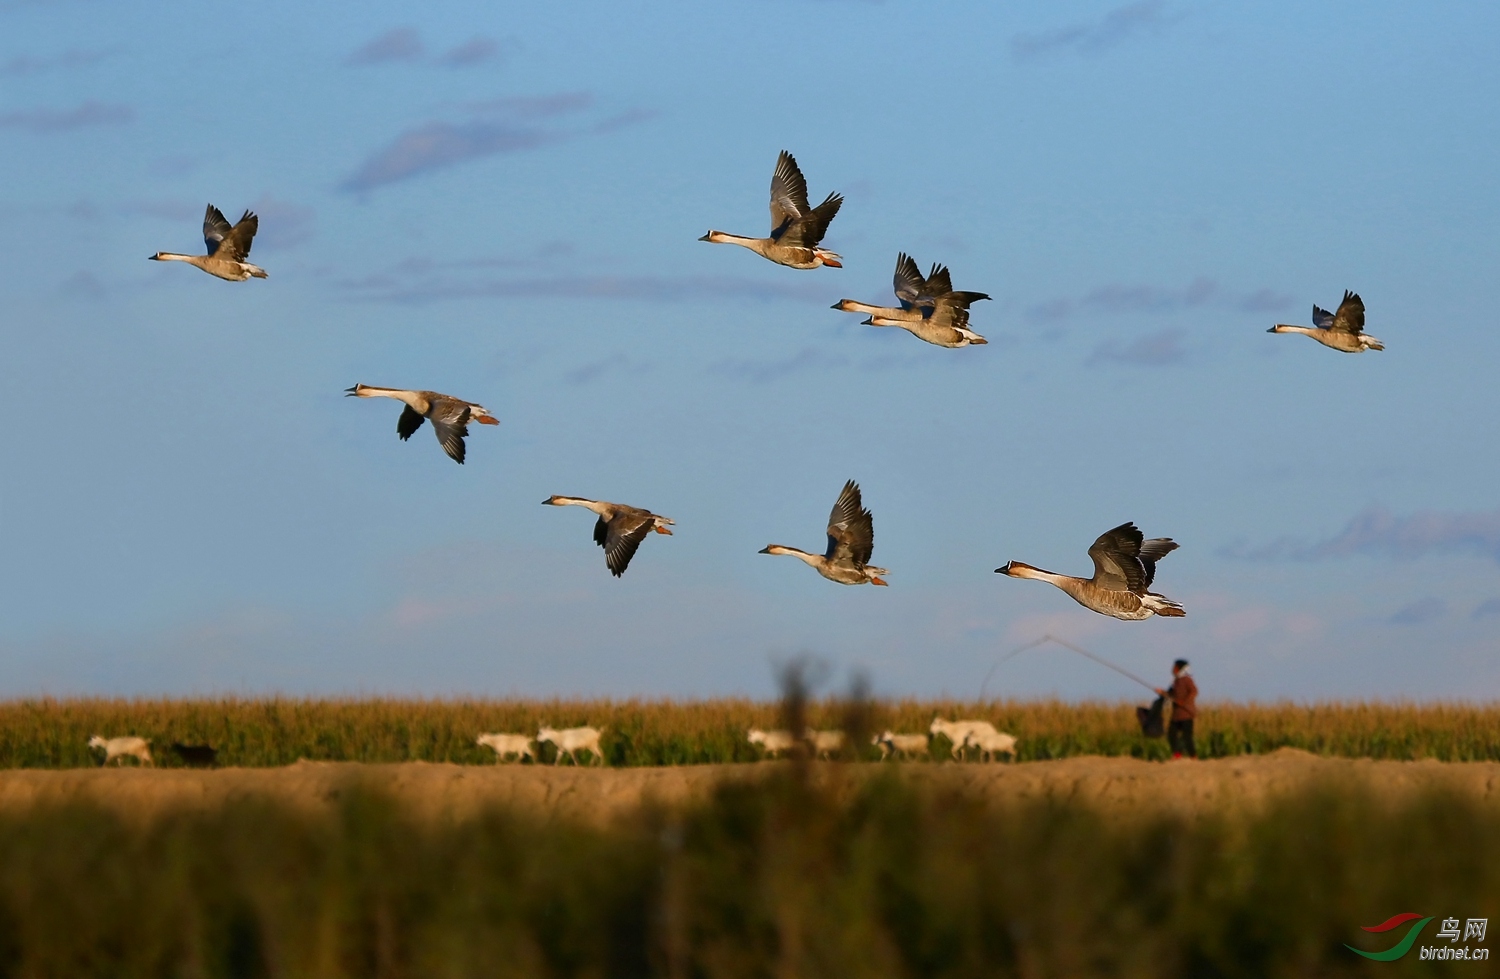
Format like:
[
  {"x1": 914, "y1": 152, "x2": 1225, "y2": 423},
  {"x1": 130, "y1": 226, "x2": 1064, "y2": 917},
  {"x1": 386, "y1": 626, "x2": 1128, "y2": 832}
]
[
  {"x1": 708, "y1": 347, "x2": 849, "y2": 384},
  {"x1": 345, "y1": 27, "x2": 423, "y2": 66},
  {"x1": 1473, "y1": 598, "x2": 1500, "y2": 620},
  {"x1": 1389, "y1": 597, "x2": 1445, "y2": 626},
  {"x1": 440, "y1": 37, "x2": 502, "y2": 67},
  {"x1": 0, "y1": 47, "x2": 117, "y2": 76},
  {"x1": 337, "y1": 270, "x2": 828, "y2": 305},
  {"x1": 1221, "y1": 507, "x2": 1500, "y2": 563},
  {"x1": 1025, "y1": 277, "x2": 1290, "y2": 324},
  {"x1": 340, "y1": 121, "x2": 560, "y2": 192},
  {"x1": 1086, "y1": 328, "x2": 1188, "y2": 367},
  {"x1": 465, "y1": 92, "x2": 593, "y2": 118},
  {"x1": 1013, "y1": 0, "x2": 1179, "y2": 60},
  {"x1": 0, "y1": 101, "x2": 132, "y2": 132}
]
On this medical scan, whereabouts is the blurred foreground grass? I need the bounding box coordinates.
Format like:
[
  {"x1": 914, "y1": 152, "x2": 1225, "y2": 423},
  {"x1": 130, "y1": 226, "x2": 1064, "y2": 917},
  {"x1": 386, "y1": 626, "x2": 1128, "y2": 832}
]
[
  {"x1": 0, "y1": 768, "x2": 1494, "y2": 978},
  {"x1": 2, "y1": 697, "x2": 1498, "y2": 767}
]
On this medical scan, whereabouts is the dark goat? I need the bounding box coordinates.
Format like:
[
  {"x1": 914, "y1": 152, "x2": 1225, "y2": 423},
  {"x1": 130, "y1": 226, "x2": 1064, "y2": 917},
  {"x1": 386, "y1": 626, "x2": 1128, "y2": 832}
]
[{"x1": 169, "y1": 742, "x2": 218, "y2": 767}]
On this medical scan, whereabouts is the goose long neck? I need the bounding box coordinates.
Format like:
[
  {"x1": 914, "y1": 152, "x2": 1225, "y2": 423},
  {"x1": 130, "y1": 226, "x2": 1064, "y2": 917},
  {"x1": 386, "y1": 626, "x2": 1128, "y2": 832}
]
[
  {"x1": 1010, "y1": 563, "x2": 1076, "y2": 589},
  {"x1": 152, "y1": 252, "x2": 199, "y2": 264},
  {"x1": 355, "y1": 386, "x2": 425, "y2": 410},
  {"x1": 840, "y1": 300, "x2": 897, "y2": 316},
  {"x1": 709, "y1": 232, "x2": 768, "y2": 253},
  {"x1": 1271, "y1": 325, "x2": 1315, "y2": 336},
  {"x1": 549, "y1": 496, "x2": 609, "y2": 516},
  {"x1": 767, "y1": 545, "x2": 823, "y2": 568}
]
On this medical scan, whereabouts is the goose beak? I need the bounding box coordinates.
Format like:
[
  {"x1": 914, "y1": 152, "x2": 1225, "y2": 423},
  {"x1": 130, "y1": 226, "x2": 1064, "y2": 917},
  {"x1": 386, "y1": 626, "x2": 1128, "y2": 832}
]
[
  {"x1": 344, "y1": 385, "x2": 360, "y2": 396},
  {"x1": 1265, "y1": 326, "x2": 1278, "y2": 333},
  {"x1": 148, "y1": 253, "x2": 161, "y2": 261},
  {"x1": 698, "y1": 232, "x2": 713, "y2": 241},
  {"x1": 994, "y1": 563, "x2": 1012, "y2": 575},
  {"x1": 861, "y1": 318, "x2": 874, "y2": 326},
  {"x1": 758, "y1": 546, "x2": 773, "y2": 554},
  {"x1": 541, "y1": 497, "x2": 558, "y2": 505}
]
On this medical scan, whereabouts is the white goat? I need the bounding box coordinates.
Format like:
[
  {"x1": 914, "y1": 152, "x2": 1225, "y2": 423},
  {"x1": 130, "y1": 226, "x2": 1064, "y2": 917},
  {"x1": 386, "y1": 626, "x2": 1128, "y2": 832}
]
[
  {"x1": 808, "y1": 729, "x2": 846, "y2": 759},
  {"x1": 929, "y1": 717, "x2": 1000, "y2": 760},
  {"x1": 536, "y1": 725, "x2": 605, "y2": 766},
  {"x1": 476, "y1": 732, "x2": 535, "y2": 763},
  {"x1": 746, "y1": 728, "x2": 798, "y2": 758},
  {"x1": 873, "y1": 731, "x2": 930, "y2": 760},
  {"x1": 967, "y1": 729, "x2": 1018, "y2": 762},
  {"x1": 88, "y1": 735, "x2": 153, "y2": 767}
]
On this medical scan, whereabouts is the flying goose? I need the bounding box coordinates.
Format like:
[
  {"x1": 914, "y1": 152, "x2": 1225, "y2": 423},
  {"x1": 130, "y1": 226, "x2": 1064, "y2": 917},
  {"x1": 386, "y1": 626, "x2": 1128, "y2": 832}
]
[
  {"x1": 699, "y1": 151, "x2": 843, "y2": 269},
  {"x1": 344, "y1": 384, "x2": 498, "y2": 464},
  {"x1": 1268, "y1": 290, "x2": 1383, "y2": 352},
  {"x1": 542, "y1": 496, "x2": 674, "y2": 577},
  {"x1": 760, "y1": 480, "x2": 888, "y2": 586},
  {"x1": 149, "y1": 204, "x2": 267, "y2": 281},
  {"x1": 832, "y1": 253, "x2": 990, "y2": 348},
  {"x1": 995, "y1": 522, "x2": 1184, "y2": 620}
]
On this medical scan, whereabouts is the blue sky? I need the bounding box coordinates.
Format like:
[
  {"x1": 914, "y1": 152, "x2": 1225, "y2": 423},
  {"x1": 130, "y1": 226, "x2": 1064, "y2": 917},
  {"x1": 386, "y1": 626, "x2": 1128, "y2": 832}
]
[{"x1": 1, "y1": 0, "x2": 1497, "y2": 701}]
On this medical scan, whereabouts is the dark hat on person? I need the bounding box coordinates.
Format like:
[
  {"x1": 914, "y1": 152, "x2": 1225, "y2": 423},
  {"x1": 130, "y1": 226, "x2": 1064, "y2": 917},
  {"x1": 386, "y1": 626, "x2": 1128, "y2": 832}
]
[{"x1": 1173, "y1": 658, "x2": 1189, "y2": 670}]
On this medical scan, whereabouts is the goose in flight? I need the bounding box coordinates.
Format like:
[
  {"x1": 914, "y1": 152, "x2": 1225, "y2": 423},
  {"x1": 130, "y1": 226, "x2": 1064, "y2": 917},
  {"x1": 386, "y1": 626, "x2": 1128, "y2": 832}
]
[
  {"x1": 760, "y1": 480, "x2": 888, "y2": 586},
  {"x1": 833, "y1": 253, "x2": 990, "y2": 347},
  {"x1": 1268, "y1": 291, "x2": 1383, "y2": 352},
  {"x1": 149, "y1": 204, "x2": 267, "y2": 281},
  {"x1": 995, "y1": 522, "x2": 1184, "y2": 620},
  {"x1": 345, "y1": 384, "x2": 498, "y2": 464},
  {"x1": 542, "y1": 496, "x2": 674, "y2": 577},
  {"x1": 699, "y1": 151, "x2": 843, "y2": 269}
]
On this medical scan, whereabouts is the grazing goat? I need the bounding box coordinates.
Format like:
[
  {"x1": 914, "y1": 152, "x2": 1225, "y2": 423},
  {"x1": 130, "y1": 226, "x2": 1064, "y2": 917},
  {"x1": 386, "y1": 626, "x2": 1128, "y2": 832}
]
[
  {"x1": 873, "y1": 731, "x2": 930, "y2": 760},
  {"x1": 476, "y1": 732, "x2": 536, "y2": 763},
  {"x1": 967, "y1": 729, "x2": 1018, "y2": 762},
  {"x1": 88, "y1": 735, "x2": 153, "y2": 767},
  {"x1": 808, "y1": 729, "x2": 846, "y2": 759},
  {"x1": 169, "y1": 742, "x2": 217, "y2": 767},
  {"x1": 929, "y1": 717, "x2": 999, "y2": 760},
  {"x1": 746, "y1": 728, "x2": 798, "y2": 758},
  {"x1": 536, "y1": 725, "x2": 606, "y2": 766}
]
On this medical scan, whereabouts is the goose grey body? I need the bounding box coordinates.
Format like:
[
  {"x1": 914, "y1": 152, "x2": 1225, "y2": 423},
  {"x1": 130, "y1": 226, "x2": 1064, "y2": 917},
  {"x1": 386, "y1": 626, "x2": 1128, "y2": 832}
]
[
  {"x1": 345, "y1": 384, "x2": 499, "y2": 464},
  {"x1": 995, "y1": 522, "x2": 1184, "y2": 620},
  {"x1": 543, "y1": 496, "x2": 674, "y2": 577},
  {"x1": 149, "y1": 204, "x2": 268, "y2": 281},
  {"x1": 833, "y1": 253, "x2": 990, "y2": 348},
  {"x1": 760, "y1": 480, "x2": 889, "y2": 586},
  {"x1": 699, "y1": 151, "x2": 843, "y2": 269},
  {"x1": 1268, "y1": 290, "x2": 1383, "y2": 352}
]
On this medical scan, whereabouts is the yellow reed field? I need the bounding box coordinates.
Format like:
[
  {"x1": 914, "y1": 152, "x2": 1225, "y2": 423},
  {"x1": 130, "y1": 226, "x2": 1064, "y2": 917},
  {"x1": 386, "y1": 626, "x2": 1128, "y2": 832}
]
[{"x1": 1, "y1": 697, "x2": 1496, "y2": 767}]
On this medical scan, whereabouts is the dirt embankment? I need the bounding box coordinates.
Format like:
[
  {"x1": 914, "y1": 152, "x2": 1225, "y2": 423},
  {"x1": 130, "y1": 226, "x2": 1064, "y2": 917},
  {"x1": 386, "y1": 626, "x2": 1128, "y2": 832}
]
[{"x1": 2, "y1": 749, "x2": 1497, "y2": 826}]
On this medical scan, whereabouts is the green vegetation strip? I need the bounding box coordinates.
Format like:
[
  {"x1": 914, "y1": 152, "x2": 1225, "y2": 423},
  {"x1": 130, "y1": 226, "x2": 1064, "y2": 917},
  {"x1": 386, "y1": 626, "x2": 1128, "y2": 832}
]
[
  {"x1": 0, "y1": 772, "x2": 1495, "y2": 977},
  {"x1": 2, "y1": 697, "x2": 1497, "y2": 767}
]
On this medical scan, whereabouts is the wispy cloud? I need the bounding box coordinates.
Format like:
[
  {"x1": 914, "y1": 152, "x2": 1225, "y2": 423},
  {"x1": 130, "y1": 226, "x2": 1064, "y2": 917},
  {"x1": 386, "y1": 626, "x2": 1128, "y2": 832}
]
[
  {"x1": 1473, "y1": 598, "x2": 1500, "y2": 620},
  {"x1": 564, "y1": 354, "x2": 652, "y2": 386},
  {"x1": 0, "y1": 101, "x2": 132, "y2": 133},
  {"x1": 346, "y1": 27, "x2": 423, "y2": 66},
  {"x1": 1389, "y1": 597, "x2": 1445, "y2": 626},
  {"x1": 340, "y1": 92, "x2": 647, "y2": 193},
  {"x1": 1086, "y1": 328, "x2": 1188, "y2": 367},
  {"x1": 346, "y1": 28, "x2": 506, "y2": 68},
  {"x1": 709, "y1": 347, "x2": 848, "y2": 384},
  {"x1": 1221, "y1": 507, "x2": 1500, "y2": 563},
  {"x1": 0, "y1": 47, "x2": 116, "y2": 76},
  {"x1": 440, "y1": 37, "x2": 503, "y2": 67},
  {"x1": 1025, "y1": 277, "x2": 1291, "y2": 324},
  {"x1": 1013, "y1": 0, "x2": 1180, "y2": 60},
  {"x1": 336, "y1": 262, "x2": 828, "y2": 305}
]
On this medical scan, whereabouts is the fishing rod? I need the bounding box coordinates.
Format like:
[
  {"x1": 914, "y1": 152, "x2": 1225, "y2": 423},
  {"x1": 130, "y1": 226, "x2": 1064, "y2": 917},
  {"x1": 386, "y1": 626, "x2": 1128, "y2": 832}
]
[{"x1": 979, "y1": 634, "x2": 1168, "y2": 701}]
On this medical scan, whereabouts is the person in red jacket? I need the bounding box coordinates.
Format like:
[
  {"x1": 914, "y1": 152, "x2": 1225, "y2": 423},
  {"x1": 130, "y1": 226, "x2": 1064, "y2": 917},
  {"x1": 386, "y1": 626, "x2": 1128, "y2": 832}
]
[{"x1": 1156, "y1": 659, "x2": 1197, "y2": 759}]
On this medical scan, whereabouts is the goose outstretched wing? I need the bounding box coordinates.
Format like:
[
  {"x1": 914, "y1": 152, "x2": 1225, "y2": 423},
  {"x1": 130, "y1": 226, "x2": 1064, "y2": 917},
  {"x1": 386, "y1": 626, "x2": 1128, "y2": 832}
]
[
  {"x1": 1087, "y1": 522, "x2": 1148, "y2": 593},
  {"x1": 604, "y1": 511, "x2": 653, "y2": 577},
  {"x1": 1330, "y1": 290, "x2": 1365, "y2": 334},
  {"x1": 769, "y1": 150, "x2": 811, "y2": 235},
  {"x1": 825, "y1": 480, "x2": 874, "y2": 566},
  {"x1": 778, "y1": 192, "x2": 842, "y2": 249},
  {"x1": 202, "y1": 205, "x2": 235, "y2": 256}
]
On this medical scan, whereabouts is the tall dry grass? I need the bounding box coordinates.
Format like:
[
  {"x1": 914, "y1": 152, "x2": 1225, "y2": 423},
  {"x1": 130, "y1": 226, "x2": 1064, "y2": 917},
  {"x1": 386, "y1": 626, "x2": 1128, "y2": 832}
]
[
  {"x1": 0, "y1": 770, "x2": 1496, "y2": 977},
  {"x1": 1, "y1": 697, "x2": 1496, "y2": 767}
]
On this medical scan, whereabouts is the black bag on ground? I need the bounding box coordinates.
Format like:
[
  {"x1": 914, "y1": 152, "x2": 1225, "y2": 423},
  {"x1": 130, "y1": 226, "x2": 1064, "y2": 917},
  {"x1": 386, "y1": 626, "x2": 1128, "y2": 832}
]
[{"x1": 1136, "y1": 696, "x2": 1166, "y2": 738}]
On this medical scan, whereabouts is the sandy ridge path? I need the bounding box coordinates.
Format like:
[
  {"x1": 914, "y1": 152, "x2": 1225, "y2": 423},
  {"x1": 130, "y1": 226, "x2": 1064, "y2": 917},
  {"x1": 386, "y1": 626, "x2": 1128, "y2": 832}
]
[{"x1": 1, "y1": 749, "x2": 1497, "y2": 826}]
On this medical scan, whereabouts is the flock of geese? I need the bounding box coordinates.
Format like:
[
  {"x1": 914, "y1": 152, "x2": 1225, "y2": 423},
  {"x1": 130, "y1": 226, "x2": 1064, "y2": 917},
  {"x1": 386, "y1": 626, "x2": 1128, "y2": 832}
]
[{"x1": 150, "y1": 151, "x2": 1384, "y2": 620}]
